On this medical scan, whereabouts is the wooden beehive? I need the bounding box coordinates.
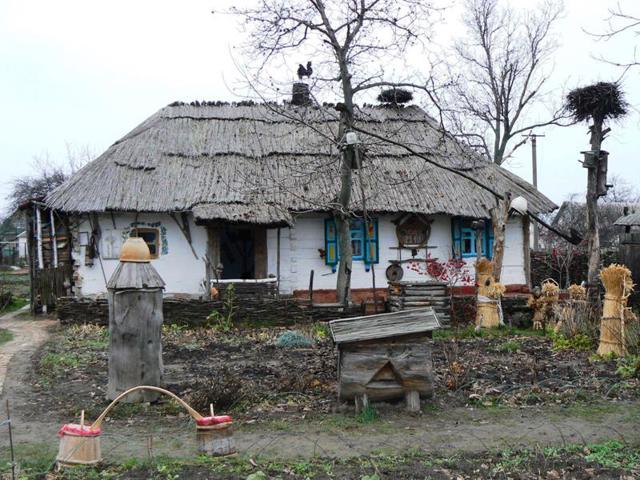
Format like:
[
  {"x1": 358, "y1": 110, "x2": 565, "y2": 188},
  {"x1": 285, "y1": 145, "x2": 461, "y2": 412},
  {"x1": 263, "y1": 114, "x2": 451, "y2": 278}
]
[
  {"x1": 107, "y1": 238, "x2": 166, "y2": 402},
  {"x1": 329, "y1": 307, "x2": 441, "y2": 412}
]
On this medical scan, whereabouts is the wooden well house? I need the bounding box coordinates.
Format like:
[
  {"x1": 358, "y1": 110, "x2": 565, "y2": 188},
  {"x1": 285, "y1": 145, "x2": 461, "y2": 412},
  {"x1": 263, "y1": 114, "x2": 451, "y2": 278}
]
[{"x1": 329, "y1": 307, "x2": 441, "y2": 412}]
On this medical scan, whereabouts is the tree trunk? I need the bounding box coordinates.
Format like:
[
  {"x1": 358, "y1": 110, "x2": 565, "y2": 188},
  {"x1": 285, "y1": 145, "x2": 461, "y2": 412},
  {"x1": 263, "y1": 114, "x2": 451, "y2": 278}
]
[
  {"x1": 586, "y1": 119, "x2": 603, "y2": 307},
  {"x1": 335, "y1": 54, "x2": 355, "y2": 306},
  {"x1": 490, "y1": 193, "x2": 511, "y2": 282}
]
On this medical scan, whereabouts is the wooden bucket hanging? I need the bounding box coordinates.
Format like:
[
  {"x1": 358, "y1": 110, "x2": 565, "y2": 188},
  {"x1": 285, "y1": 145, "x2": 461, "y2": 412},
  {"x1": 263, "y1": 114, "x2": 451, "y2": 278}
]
[
  {"x1": 56, "y1": 411, "x2": 102, "y2": 466},
  {"x1": 56, "y1": 386, "x2": 236, "y2": 468}
]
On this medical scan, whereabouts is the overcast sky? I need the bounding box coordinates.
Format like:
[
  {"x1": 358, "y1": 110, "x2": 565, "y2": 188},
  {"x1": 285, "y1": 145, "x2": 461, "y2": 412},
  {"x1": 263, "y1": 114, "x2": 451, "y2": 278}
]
[{"x1": 0, "y1": 0, "x2": 638, "y2": 217}]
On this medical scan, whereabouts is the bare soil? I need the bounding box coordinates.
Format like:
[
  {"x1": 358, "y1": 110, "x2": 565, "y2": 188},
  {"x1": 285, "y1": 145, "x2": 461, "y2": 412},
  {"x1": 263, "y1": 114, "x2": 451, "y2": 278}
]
[
  {"x1": 19, "y1": 324, "x2": 639, "y2": 424},
  {"x1": 1, "y1": 321, "x2": 639, "y2": 478}
]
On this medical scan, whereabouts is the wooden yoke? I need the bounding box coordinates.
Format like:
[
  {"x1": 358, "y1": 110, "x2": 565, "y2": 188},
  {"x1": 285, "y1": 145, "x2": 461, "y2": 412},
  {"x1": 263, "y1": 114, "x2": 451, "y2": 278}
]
[{"x1": 93, "y1": 385, "x2": 203, "y2": 429}]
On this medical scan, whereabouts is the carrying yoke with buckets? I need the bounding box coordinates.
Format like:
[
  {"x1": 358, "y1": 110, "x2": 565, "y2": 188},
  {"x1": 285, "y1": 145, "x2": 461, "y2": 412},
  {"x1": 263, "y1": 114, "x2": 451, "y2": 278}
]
[{"x1": 56, "y1": 385, "x2": 234, "y2": 467}]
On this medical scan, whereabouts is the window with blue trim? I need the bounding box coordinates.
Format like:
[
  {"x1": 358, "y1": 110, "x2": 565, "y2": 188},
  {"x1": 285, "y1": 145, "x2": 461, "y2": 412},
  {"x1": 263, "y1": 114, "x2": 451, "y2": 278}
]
[
  {"x1": 452, "y1": 217, "x2": 493, "y2": 259},
  {"x1": 324, "y1": 218, "x2": 379, "y2": 268}
]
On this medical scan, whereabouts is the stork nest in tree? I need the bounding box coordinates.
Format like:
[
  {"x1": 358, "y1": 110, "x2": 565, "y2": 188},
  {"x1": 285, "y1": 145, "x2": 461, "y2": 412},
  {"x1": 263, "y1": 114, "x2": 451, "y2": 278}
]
[
  {"x1": 377, "y1": 88, "x2": 413, "y2": 105},
  {"x1": 564, "y1": 82, "x2": 628, "y2": 122}
]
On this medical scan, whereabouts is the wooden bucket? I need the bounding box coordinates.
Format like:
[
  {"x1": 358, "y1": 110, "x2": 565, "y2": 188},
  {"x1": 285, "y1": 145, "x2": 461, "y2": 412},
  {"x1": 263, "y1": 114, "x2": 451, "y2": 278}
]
[
  {"x1": 196, "y1": 407, "x2": 235, "y2": 456},
  {"x1": 56, "y1": 416, "x2": 102, "y2": 467}
]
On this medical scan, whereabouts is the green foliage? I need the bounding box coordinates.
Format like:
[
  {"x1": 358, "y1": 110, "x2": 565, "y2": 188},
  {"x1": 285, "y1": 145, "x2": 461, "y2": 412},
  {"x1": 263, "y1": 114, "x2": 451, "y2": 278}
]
[
  {"x1": 275, "y1": 330, "x2": 312, "y2": 348},
  {"x1": 495, "y1": 340, "x2": 521, "y2": 353},
  {"x1": 615, "y1": 355, "x2": 640, "y2": 379},
  {"x1": 551, "y1": 332, "x2": 592, "y2": 351},
  {"x1": 206, "y1": 284, "x2": 236, "y2": 331},
  {"x1": 582, "y1": 440, "x2": 640, "y2": 469},
  {"x1": 246, "y1": 472, "x2": 268, "y2": 480},
  {"x1": 311, "y1": 322, "x2": 329, "y2": 340},
  {"x1": 356, "y1": 404, "x2": 379, "y2": 424},
  {"x1": 40, "y1": 351, "x2": 81, "y2": 370},
  {"x1": 0, "y1": 328, "x2": 13, "y2": 345}
]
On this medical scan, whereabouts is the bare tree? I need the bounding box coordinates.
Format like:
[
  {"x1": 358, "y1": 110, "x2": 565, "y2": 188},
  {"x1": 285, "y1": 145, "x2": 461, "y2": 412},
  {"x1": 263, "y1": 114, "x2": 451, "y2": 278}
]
[
  {"x1": 448, "y1": 0, "x2": 565, "y2": 166},
  {"x1": 5, "y1": 145, "x2": 91, "y2": 214},
  {"x1": 227, "y1": 0, "x2": 444, "y2": 304},
  {"x1": 564, "y1": 81, "x2": 628, "y2": 307},
  {"x1": 587, "y1": 3, "x2": 640, "y2": 71},
  {"x1": 442, "y1": 0, "x2": 566, "y2": 282}
]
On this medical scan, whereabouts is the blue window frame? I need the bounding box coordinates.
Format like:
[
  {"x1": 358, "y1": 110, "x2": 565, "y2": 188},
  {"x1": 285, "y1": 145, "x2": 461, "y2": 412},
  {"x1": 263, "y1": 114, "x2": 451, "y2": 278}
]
[
  {"x1": 324, "y1": 218, "x2": 379, "y2": 269},
  {"x1": 452, "y1": 217, "x2": 493, "y2": 259}
]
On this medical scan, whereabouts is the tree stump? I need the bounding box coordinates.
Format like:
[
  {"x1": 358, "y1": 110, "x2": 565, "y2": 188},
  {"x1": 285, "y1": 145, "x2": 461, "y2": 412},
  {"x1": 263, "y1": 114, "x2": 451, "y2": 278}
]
[{"x1": 107, "y1": 238, "x2": 165, "y2": 403}]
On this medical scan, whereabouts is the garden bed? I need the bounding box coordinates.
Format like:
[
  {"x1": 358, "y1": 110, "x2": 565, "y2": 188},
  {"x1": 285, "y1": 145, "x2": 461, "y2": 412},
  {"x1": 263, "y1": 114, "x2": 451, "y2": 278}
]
[{"x1": 24, "y1": 324, "x2": 639, "y2": 424}]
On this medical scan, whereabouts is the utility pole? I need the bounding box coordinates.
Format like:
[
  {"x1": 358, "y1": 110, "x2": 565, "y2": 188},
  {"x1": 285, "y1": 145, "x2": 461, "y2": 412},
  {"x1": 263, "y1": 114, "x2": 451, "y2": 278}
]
[{"x1": 523, "y1": 133, "x2": 545, "y2": 250}]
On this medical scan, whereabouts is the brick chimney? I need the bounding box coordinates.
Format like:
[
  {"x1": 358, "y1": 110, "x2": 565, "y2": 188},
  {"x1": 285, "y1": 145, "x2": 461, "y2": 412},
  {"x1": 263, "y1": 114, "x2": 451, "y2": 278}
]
[{"x1": 291, "y1": 82, "x2": 311, "y2": 106}]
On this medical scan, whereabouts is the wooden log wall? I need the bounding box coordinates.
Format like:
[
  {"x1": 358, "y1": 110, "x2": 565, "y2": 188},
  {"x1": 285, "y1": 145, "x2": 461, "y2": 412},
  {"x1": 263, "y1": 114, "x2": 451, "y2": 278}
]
[
  {"x1": 387, "y1": 281, "x2": 451, "y2": 326},
  {"x1": 338, "y1": 335, "x2": 434, "y2": 402},
  {"x1": 57, "y1": 295, "x2": 364, "y2": 327}
]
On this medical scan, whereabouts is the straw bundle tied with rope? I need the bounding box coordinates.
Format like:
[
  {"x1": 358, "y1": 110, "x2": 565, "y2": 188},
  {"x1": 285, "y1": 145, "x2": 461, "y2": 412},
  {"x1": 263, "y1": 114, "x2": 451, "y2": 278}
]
[
  {"x1": 597, "y1": 264, "x2": 636, "y2": 356},
  {"x1": 476, "y1": 259, "x2": 503, "y2": 329}
]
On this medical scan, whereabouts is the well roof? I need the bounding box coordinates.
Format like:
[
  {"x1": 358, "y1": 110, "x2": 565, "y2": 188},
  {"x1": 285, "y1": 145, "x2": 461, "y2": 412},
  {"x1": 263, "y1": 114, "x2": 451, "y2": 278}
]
[{"x1": 46, "y1": 101, "x2": 556, "y2": 223}]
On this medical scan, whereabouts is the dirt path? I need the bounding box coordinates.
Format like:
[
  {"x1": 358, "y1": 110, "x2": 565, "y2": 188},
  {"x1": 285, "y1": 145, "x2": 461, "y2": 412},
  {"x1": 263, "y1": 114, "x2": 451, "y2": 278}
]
[{"x1": 0, "y1": 308, "x2": 55, "y2": 394}]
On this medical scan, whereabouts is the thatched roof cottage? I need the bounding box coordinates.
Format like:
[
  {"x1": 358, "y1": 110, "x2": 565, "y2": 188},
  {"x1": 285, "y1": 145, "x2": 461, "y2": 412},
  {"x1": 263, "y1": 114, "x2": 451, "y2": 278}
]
[{"x1": 41, "y1": 91, "x2": 556, "y2": 303}]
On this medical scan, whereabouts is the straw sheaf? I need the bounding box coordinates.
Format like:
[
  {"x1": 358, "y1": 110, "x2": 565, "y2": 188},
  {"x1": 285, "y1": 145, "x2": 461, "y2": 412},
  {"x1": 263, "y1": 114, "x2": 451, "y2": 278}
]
[
  {"x1": 600, "y1": 264, "x2": 635, "y2": 298},
  {"x1": 487, "y1": 282, "x2": 506, "y2": 299},
  {"x1": 46, "y1": 103, "x2": 557, "y2": 222},
  {"x1": 567, "y1": 284, "x2": 586, "y2": 300},
  {"x1": 476, "y1": 258, "x2": 494, "y2": 275}
]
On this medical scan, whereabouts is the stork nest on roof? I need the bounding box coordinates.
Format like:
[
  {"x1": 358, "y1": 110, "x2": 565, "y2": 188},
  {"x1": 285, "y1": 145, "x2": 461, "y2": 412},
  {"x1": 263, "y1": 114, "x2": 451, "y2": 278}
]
[
  {"x1": 377, "y1": 88, "x2": 413, "y2": 105},
  {"x1": 564, "y1": 82, "x2": 628, "y2": 122}
]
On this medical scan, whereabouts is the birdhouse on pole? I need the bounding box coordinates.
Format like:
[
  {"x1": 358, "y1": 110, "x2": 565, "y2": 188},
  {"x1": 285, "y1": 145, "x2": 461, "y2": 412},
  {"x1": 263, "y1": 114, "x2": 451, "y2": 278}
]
[{"x1": 107, "y1": 237, "x2": 165, "y2": 403}]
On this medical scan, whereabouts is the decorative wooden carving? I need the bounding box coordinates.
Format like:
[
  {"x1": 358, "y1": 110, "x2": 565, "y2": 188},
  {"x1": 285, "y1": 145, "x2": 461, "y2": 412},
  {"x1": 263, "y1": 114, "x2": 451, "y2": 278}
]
[{"x1": 395, "y1": 214, "x2": 432, "y2": 248}]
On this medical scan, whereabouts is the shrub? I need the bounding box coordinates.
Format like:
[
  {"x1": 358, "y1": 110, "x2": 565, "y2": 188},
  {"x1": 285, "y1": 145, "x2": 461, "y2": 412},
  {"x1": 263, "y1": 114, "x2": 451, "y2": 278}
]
[
  {"x1": 185, "y1": 367, "x2": 242, "y2": 412},
  {"x1": 551, "y1": 332, "x2": 592, "y2": 351},
  {"x1": 206, "y1": 284, "x2": 236, "y2": 331},
  {"x1": 615, "y1": 355, "x2": 640, "y2": 379},
  {"x1": 275, "y1": 330, "x2": 312, "y2": 348}
]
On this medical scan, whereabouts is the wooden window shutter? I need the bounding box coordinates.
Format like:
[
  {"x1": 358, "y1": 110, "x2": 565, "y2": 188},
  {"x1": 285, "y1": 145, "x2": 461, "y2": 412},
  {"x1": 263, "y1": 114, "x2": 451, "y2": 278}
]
[
  {"x1": 364, "y1": 219, "x2": 379, "y2": 265},
  {"x1": 324, "y1": 218, "x2": 338, "y2": 266}
]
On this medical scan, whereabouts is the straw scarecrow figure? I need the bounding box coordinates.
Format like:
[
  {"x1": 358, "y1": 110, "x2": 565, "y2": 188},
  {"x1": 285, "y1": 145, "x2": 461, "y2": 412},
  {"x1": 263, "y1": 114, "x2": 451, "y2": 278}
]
[
  {"x1": 475, "y1": 258, "x2": 506, "y2": 329},
  {"x1": 528, "y1": 279, "x2": 560, "y2": 331},
  {"x1": 597, "y1": 264, "x2": 637, "y2": 356}
]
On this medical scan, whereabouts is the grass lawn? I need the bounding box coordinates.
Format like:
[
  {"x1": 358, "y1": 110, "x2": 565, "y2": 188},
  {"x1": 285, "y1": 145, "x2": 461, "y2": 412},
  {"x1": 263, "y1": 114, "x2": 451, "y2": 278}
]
[{"x1": 0, "y1": 328, "x2": 13, "y2": 346}]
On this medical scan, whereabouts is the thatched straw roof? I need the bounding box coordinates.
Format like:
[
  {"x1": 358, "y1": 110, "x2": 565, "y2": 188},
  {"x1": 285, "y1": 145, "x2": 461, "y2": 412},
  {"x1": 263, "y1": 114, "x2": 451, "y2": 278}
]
[
  {"x1": 46, "y1": 102, "x2": 556, "y2": 224},
  {"x1": 615, "y1": 212, "x2": 640, "y2": 227}
]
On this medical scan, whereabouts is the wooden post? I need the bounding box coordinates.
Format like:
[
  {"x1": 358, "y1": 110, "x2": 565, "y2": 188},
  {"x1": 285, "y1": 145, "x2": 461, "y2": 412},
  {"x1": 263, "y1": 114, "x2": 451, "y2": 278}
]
[
  {"x1": 35, "y1": 206, "x2": 43, "y2": 270},
  {"x1": 522, "y1": 216, "x2": 531, "y2": 288},
  {"x1": 309, "y1": 269, "x2": 314, "y2": 304},
  {"x1": 355, "y1": 393, "x2": 369, "y2": 413},
  {"x1": 50, "y1": 209, "x2": 58, "y2": 268},
  {"x1": 276, "y1": 227, "x2": 281, "y2": 297},
  {"x1": 405, "y1": 390, "x2": 420, "y2": 412}
]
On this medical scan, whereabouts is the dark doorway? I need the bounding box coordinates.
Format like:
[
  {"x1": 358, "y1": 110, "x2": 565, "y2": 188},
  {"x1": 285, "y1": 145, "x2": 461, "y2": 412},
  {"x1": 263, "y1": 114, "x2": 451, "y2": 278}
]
[{"x1": 220, "y1": 226, "x2": 255, "y2": 279}]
